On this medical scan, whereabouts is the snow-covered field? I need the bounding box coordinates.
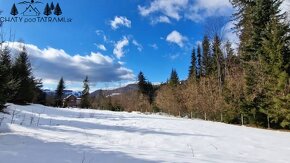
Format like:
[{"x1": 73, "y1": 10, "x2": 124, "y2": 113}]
[{"x1": 0, "y1": 104, "x2": 289, "y2": 163}]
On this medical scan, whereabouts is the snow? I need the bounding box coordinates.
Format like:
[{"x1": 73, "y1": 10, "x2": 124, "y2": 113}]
[{"x1": 0, "y1": 104, "x2": 290, "y2": 163}]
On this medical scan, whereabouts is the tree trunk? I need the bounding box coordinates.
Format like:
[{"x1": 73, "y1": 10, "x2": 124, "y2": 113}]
[
  {"x1": 267, "y1": 115, "x2": 270, "y2": 129},
  {"x1": 241, "y1": 114, "x2": 244, "y2": 126}
]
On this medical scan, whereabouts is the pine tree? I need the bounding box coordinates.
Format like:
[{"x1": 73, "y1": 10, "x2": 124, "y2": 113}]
[
  {"x1": 224, "y1": 41, "x2": 239, "y2": 75},
  {"x1": 225, "y1": 41, "x2": 234, "y2": 60},
  {"x1": 231, "y1": 0, "x2": 289, "y2": 128},
  {"x1": 50, "y1": 2, "x2": 55, "y2": 11},
  {"x1": 202, "y1": 35, "x2": 211, "y2": 76},
  {"x1": 81, "y1": 76, "x2": 90, "y2": 108},
  {"x1": 230, "y1": 0, "x2": 255, "y2": 60},
  {"x1": 250, "y1": 0, "x2": 282, "y2": 61},
  {"x1": 10, "y1": 3, "x2": 18, "y2": 16},
  {"x1": 54, "y1": 3, "x2": 62, "y2": 16},
  {"x1": 0, "y1": 63, "x2": 6, "y2": 110},
  {"x1": 0, "y1": 47, "x2": 18, "y2": 104},
  {"x1": 260, "y1": 15, "x2": 290, "y2": 129},
  {"x1": 146, "y1": 81, "x2": 155, "y2": 104},
  {"x1": 138, "y1": 71, "x2": 147, "y2": 94},
  {"x1": 169, "y1": 69, "x2": 179, "y2": 87},
  {"x1": 137, "y1": 71, "x2": 155, "y2": 104},
  {"x1": 212, "y1": 34, "x2": 225, "y2": 89},
  {"x1": 55, "y1": 77, "x2": 65, "y2": 107},
  {"x1": 12, "y1": 46, "x2": 35, "y2": 104},
  {"x1": 0, "y1": 47, "x2": 14, "y2": 110},
  {"x1": 44, "y1": 3, "x2": 52, "y2": 16},
  {"x1": 188, "y1": 47, "x2": 197, "y2": 80},
  {"x1": 33, "y1": 78, "x2": 45, "y2": 105},
  {"x1": 197, "y1": 44, "x2": 202, "y2": 78}
]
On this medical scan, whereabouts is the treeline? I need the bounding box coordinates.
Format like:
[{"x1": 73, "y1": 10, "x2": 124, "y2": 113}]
[
  {"x1": 157, "y1": 0, "x2": 290, "y2": 129},
  {"x1": 92, "y1": 0, "x2": 290, "y2": 129},
  {"x1": 0, "y1": 44, "x2": 45, "y2": 111}
]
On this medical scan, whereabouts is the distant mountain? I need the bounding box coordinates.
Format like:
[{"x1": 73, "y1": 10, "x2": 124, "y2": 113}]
[
  {"x1": 90, "y1": 84, "x2": 138, "y2": 98},
  {"x1": 43, "y1": 89, "x2": 82, "y2": 98},
  {"x1": 43, "y1": 84, "x2": 138, "y2": 99}
]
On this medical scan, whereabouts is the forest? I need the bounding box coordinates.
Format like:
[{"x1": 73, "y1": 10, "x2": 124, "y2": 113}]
[
  {"x1": 91, "y1": 0, "x2": 290, "y2": 129},
  {"x1": 1, "y1": 0, "x2": 290, "y2": 130}
]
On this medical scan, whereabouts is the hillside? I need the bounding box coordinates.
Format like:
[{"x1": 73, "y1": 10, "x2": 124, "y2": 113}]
[
  {"x1": 0, "y1": 104, "x2": 290, "y2": 163},
  {"x1": 90, "y1": 84, "x2": 138, "y2": 97}
]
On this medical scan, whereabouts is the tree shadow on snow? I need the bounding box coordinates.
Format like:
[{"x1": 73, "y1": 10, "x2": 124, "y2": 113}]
[
  {"x1": 0, "y1": 133, "x2": 160, "y2": 163},
  {"x1": 35, "y1": 115, "x2": 217, "y2": 138}
]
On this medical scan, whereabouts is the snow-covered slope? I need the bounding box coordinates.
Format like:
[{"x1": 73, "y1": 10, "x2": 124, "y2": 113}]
[{"x1": 0, "y1": 104, "x2": 289, "y2": 163}]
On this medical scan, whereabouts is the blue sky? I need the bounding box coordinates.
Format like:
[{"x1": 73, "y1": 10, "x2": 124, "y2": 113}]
[{"x1": 0, "y1": 0, "x2": 237, "y2": 90}]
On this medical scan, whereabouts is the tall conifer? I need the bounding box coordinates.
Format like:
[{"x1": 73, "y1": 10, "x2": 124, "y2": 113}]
[
  {"x1": 55, "y1": 77, "x2": 65, "y2": 107},
  {"x1": 81, "y1": 76, "x2": 90, "y2": 108}
]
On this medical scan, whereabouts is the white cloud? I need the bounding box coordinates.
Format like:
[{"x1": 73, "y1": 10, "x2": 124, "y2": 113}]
[
  {"x1": 96, "y1": 30, "x2": 111, "y2": 43},
  {"x1": 186, "y1": 0, "x2": 232, "y2": 22},
  {"x1": 222, "y1": 21, "x2": 239, "y2": 50},
  {"x1": 138, "y1": 0, "x2": 232, "y2": 23},
  {"x1": 4, "y1": 42, "x2": 134, "y2": 84},
  {"x1": 149, "y1": 43, "x2": 158, "y2": 50},
  {"x1": 195, "y1": 41, "x2": 202, "y2": 47},
  {"x1": 95, "y1": 44, "x2": 107, "y2": 51},
  {"x1": 151, "y1": 16, "x2": 171, "y2": 24},
  {"x1": 132, "y1": 40, "x2": 143, "y2": 52},
  {"x1": 166, "y1": 30, "x2": 187, "y2": 47},
  {"x1": 95, "y1": 30, "x2": 103, "y2": 35},
  {"x1": 110, "y1": 16, "x2": 131, "y2": 30},
  {"x1": 113, "y1": 37, "x2": 129, "y2": 59},
  {"x1": 138, "y1": 0, "x2": 188, "y2": 21}
]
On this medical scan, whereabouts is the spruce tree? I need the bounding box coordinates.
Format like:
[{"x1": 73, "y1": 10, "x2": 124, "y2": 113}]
[
  {"x1": 197, "y1": 44, "x2": 202, "y2": 78},
  {"x1": 55, "y1": 77, "x2": 65, "y2": 107},
  {"x1": 0, "y1": 47, "x2": 18, "y2": 104},
  {"x1": 44, "y1": 3, "x2": 52, "y2": 16},
  {"x1": 231, "y1": 0, "x2": 289, "y2": 128},
  {"x1": 0, "y1": 63, "x2": 7, "y2": 110},
  {"x1": 81, "y1": 76, "x2": 90, "y2": 108},
  {"x1": 230, "y1": 0, "x2": 255, "y2": 60},
  {"x1": 54, "y1": 3, "x2": 62, "y2": 16},
  {"x1": 225, "y1": 41, "x2": 234, "y2": 60},
  {"x1": 138, "y1": 71, "x2": 147, "y2": 94},
  {"x1": 33, "y1": 78, "x2": 45, "y2": 105},
  {"x1": 188, "y1": 47, "x2": 197, "y2": 80},
  {"x1": 260, "y1": 15, "x2": 290, "y2": 129},
  {"x1": 212, "y1": 34, "x2": 225, "y2": 88},
  {"x1": 146, "y1": 81, "x2": 155, "y2": 104},
  {"x1": 137, "y1": 71, "x2": 155, "y2": 104},
  {"x1": 50, "y1": 2, "x2": 55, "y2": 11},
  {"x1": 225, "y1": 41, "x2": 239, "y2": 74},
  {"x1": 169, "y1": 69, "x2": 179, "y2": 87},
  {"x1": 202, "y1": 35, "x2": 211, "y2": 76},
  {"x1": 0, "y1": 48, "x2": 12, "y2": 110},
  {"x1": 10, "y1": 3, "x2": 18, "y2": 16},
  {"x1": 250, "y1": 0, "x2": 282, "y2": 60},
  {"x1": 12, "y1": 46, "x2": 35, "y2": 104}
]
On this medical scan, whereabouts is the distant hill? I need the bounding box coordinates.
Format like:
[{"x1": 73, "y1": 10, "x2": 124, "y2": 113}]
[
  {"x1": 90, "y1": 84, "x2": 138, "y2": 98},
  {"x1": 43, "y1": 89, "x2": 82, "y2": 98},
  {"x1": 43, "y1": 84, "x2": 139, "y2": 98}
]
